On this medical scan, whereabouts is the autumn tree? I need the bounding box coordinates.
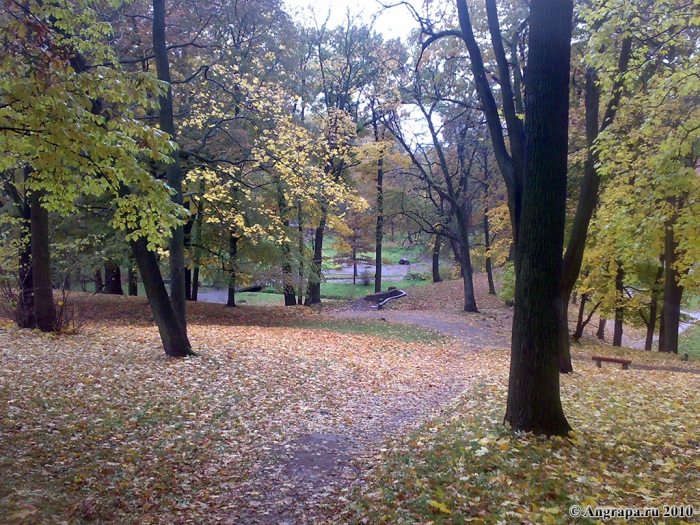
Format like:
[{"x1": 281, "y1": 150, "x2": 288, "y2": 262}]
[{"x1": 0, "y1": 0, "x2": 192, "y2": 354}]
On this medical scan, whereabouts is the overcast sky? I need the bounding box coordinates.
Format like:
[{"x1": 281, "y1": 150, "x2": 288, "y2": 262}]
[{"x1": 282, "y1": 0, "x2": 421, "y2": 41}]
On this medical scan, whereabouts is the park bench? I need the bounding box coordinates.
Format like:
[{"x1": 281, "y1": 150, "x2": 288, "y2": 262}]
[{"x1": 591, "y1": 355, "x2": 632, "y2": 370}]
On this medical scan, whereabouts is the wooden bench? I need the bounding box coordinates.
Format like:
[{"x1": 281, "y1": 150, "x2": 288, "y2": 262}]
[{"x1": 591, "y1": 355, "x2": 632, "y2": 370}]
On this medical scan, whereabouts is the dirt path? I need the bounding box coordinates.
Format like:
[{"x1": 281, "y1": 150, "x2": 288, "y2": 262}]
[
  {"x1": 332, "y1": 307, "x2": 510, "y2": 349},
  {"x1": 224, "y1": 309, "x2": 501, "y2": 524},
  {"x1": 225, "y1": 299, "x2": 699, "y2": 523}
]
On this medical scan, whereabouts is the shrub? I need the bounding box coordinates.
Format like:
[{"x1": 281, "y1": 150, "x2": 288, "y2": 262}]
[{"x1": 497, "y1": 261, "x2": 515, "y2": 305}]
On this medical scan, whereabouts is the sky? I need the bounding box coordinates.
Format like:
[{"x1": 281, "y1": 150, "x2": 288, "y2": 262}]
[{"x1": 282, "y1": 0, "x2": 421, "y2": 41}]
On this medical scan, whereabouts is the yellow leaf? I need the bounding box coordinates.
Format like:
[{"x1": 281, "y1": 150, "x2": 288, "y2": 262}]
[{"x1": 428, "y1": 500, "x2": 451, "y2": 513}]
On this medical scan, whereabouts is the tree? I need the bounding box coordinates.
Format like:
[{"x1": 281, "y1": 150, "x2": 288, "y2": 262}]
[
  {"x1": 0, "y1": 0, "x2": 192, "y2": 354},
  {"x1": 504, "y1": 0, "x2": 574, "y2": 435}
]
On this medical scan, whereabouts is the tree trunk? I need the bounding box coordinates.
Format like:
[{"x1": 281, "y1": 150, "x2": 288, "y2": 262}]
[
  {"x1": 281, "y1": 231, "x2": 297, "y2": 306},
  {"x1": 130, "y1": 237, "x2": 194, "y2": 357},
  {"x1": 374, "y1": 119, "x2": 384, "y2": 294},
  {"x1": 30, "y1": 190, "x2": 56, "y2": 332},
  {"x1": 353, "y1": 249, "x2": 357, "y2": 285},
  {"x1": 17, "y1": 190, "x2": 34, "y2": 328},
  {"x1": 94, "y1": 269, "x2": 104, "y2": 293},
  {"x1": 127, "y1": 263, "x2": 138, "y2": 296},
  {"x1": 644, "y1": 265, "x2": 664, "y2": 351},
  {"x1": 191, "y1": 188, "x2": 204, "y2": 302},
  {"x1": 505, "y1": 0, "x2": 573, "y2": 436},
  {"x1": 450, "y1": 238, "x2": 462, "y2": 276},
  {"x1": 226, "y1": 233, "x2": 238, "y2": 308},
  {"x1": 597, "y1": 318, "x2": 606, "y2": 340},
  {"x1": 456, "y1": 206, "x2": 478, "y2": 312},
  {"x1": 185, "y1": 268, "x2": 192, "y2": 301},
  {"x1": 191, "y1": 267, "x2": 199, "y2": 301},
  {"x1": 432, "y1": 234, "x2": 442, "y2": 283},
  {"x1": 483, "y1": 208, "x2": 496, "y2": 294},
  {"x1": 297, "y1": 201, "x2": 306, "y2": 305},
  {"x1": 153, "y1": 0, "x2": 186, "y2": 331},
  {"x1": 104, "y1": 261, "x2": 124, "y2": 295},
  {"x1": 309, "y1": 210, "x2": 326, "y2": 305},
  {"x1": 660, "y1": 223, "x2": 683, "y2": 353},
  {"x1": 573, "y1": 293, "x2": 587, "y2": 340},
  {"x1": 613, "y1": 265, "x2": 624, "y2": 347}
]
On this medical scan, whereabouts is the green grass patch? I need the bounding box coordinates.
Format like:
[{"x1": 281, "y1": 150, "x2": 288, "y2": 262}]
[
  {"x1": 283, "y1": 317, "x2": 450, "y2": 345},
  {"x1": 679, "y1": 322, "x2": 700, "y2": 358},
  {"x1": 235, "y1": 292, "x2": 285, "y2": 306}
]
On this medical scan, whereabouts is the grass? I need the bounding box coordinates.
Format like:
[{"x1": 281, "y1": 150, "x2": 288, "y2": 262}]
[
  {"x1": 234, "y1": 291, "x2": 284, "y2": 306},
  {"x1": 679, "y1": 322, "x2": 700, "y2": 358},
  {"x1": 283, "y1": 317, "x2": 450, "y2": 345}
]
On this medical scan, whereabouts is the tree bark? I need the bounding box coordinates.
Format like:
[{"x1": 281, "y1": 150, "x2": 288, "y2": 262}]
[
  {"x1": 432, "y1": 234, "x2": 442, "y2": 283},
  {"x1": 309, "y1": 210, "x2": 326, "y2": 305},
  {"x1": 597, "y1": 318, "x2": 606, "y2": 340},
  {"x1": 456, "y1": 205, "x2": 477, "y2": 313},
  {"x1": 191, "y1": 185, "x2": 205, "y2": 302},
  {"x1": 483, "y1": 208, "x2": 496, "y2": 295},
  {"x1": 185, "y1": 268, "x2": 192, "y2": 301},
  {"x1": 644, "y1": 265, "x2": 664, "y2": 351},
  {"x1": 660, "y1": 222, "x2": 683, "y2": 353},
  {"x1": 153, "y1": 0, "x2": 187, "y2": 331},
  {"x1": 374, "y1": 117, "x2": 384, "y2": 293},
  {"x1": 505, "y1": 0, "x2": 573, "y2": 436},
  {"x1": 30, "y1": 190, "x2": 56, "y2": 332},
  {"x1": 127, "y1": 263, "x2": 138, "y2": 296},
  {"x1": 613, "y1": 265, "x2": 624, "y2": 347},
  {"x1": 17, "y1": 183, "x2": 34, "y2": 328},
  {"x1": 130, "y1": 237, "x2": 193, "y2": 357},
  {"x1": 104, "y1": 261, "x2": 124, "y2": 295},
  {"x1": 104, "y1": 262, "x2": 120, "y2": 295},
  {"x1": 573, "y1": 293, "x2": 588, "y2": 340},
  {"x1": 94, "y1": 269, "x2": 104, "y2": 293},
  {"x1": 226, "y1": 233, "x2": 238, "y2": 308}
]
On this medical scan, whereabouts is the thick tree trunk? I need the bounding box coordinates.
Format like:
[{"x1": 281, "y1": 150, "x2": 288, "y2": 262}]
[
  {"x1": 483, "y1": 209, "x2": 496, "y2": 295},
  {"x1": 613, "y1": 265, "x2": 624, "y2": 347},
  {"x1": 432, "y1": 234, "x2": 442, "y2": 283},
  {"x1": 505, "y1": 0, "x2": 573, "y2": 436},
  {"x1": 30, "y1": 191, "x2": 56, "y2": 332},
  {"x1": 153, "y1": 0, "x2": 186, "y2": 331},
  {"x1": 597, "y1": 318, "x2": 606, "y2": 340},
  {"x1": 660, "y1": 224, "x2": 683, "y2": 353},
  {"x1": 226, "y1": 233, "x2": 239, "y2": 308},
  {"x1": 127, "y1": 264, "x2": 138, "y2": 296},
  {"x1": 130, "y1": 237, "x2": 193, "y2": 357},
  {"x1": 104, "y1": 261, "x2": 124, "y2": 295},
  {"x1": 309, "y1": 210, "x2": 326, "y2": 305}
]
